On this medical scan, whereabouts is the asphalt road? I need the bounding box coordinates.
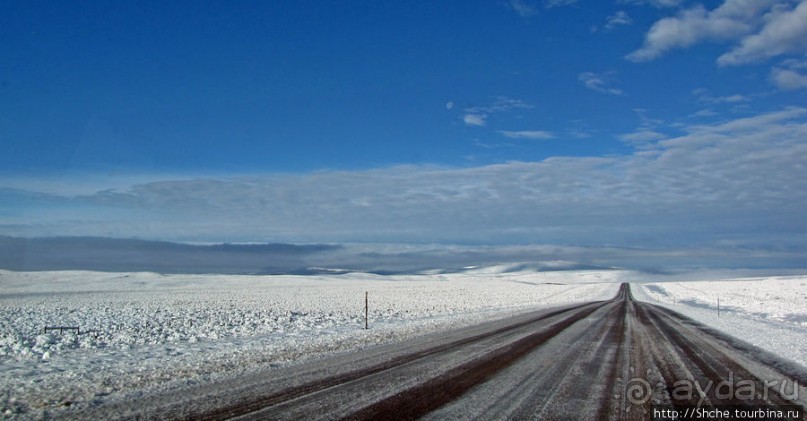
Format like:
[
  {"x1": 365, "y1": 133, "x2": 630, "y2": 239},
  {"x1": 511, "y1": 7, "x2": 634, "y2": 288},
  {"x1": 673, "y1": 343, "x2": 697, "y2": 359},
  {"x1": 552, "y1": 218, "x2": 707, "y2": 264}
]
[{"x1": 73, "y1": 283, "x2": 807, "y2": 420}]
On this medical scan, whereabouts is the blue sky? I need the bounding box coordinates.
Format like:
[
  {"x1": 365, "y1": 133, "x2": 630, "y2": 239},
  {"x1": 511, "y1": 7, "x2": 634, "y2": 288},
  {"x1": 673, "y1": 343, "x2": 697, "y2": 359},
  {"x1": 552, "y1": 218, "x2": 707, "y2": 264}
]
[{"x1": 2, "y1": 0, "x2": 807, "y2": 268}]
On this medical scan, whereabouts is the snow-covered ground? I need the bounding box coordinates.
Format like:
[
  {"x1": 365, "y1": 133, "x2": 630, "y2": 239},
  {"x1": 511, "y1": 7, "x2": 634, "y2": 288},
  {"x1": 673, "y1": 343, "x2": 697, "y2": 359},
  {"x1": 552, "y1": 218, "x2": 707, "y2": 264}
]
[
  {"x1": 633, "y1": 276, "x2": 807, "y2": 369},
  {"x1": 0, "y1": 268, "x2": 620, "y2": 418},
  {"x1": 4, "y1": 269, "x2": 806, "y2": 419}
]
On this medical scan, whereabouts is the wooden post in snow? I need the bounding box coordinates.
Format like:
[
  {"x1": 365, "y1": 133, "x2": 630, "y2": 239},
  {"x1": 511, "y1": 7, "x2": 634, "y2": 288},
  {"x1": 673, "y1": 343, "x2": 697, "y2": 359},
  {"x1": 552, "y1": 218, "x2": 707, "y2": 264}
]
[
  {"x1": 365, "y1": 291, "x2": 369, "y2": 330},
  {"x1": 717, "y1": 297, "x2": 720, "y2": 317}
]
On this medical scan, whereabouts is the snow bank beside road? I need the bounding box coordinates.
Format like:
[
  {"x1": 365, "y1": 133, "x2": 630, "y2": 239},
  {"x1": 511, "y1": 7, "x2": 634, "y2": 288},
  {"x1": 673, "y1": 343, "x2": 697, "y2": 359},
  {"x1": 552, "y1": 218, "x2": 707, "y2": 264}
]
[
  {"x1": 633, "y1": 277, "x2": 807, "y2": 369},
  {"x1": 0, "y1": 269, "x2": 620, "y2": 418}
]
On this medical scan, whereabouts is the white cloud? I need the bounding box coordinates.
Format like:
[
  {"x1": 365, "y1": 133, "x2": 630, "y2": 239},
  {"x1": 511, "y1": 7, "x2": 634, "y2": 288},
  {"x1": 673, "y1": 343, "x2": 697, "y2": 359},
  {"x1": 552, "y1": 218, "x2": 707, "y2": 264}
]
[
  {"x1": 509, "y1": 0, "x2": 538, "y2": 17},
  {"x1": 578, "y1": 72, "x2": 625, "y2": 95},
  {"x1": 445, "y1": 101, "x2": 454, "y2": 110},
  {"x1": 771, "y1": 67, "x2": 807, "y2": 90},
  {"x1": 619, "y1": 129, "x2": 668, "y2": 143},
  {"x1": 780, "y1": 58, "x2": 807, "y2": 69},
  {"x1": 690, "y1": 109, "x2": 719, "y2": 118},
  {"x1": 545, "y1": 0, "x2": 578, "y2": 8},
  {"x1": 684, "y1": 106, "x2": 806, "y2": 133},
  {"x1": 466, "y1": 96, "x2": 533, "y2": 114},
  {"x1": 694, "y1": 90, "x2": 751, "y2": 104},
  {"x1": 628, "y1": 0, "x2": 807, "y2": 65},
  {"x1": 714, "y1": 94, "x2": 749, "y2": 103},
  {"x1": 462, "y1": 96, "x2": 533, "y2": 128},
  {"x1": 498, "y1": 130, "x2": 555, "y2": 139},
  {"x1": 463, "y1": 114, "x2": 487, "y2": 127},
  {"x1": 769, "y1": 58, "x2": 807, "y2": 90},
  {"x1": 605, "y1": 11, "x2": 633, "y2": 31},
  {"x1": 626, "y1": 3, "x2": 755, "y2": 62},
  {"x1": 620, "y1": 0, "x2": 683, "y2": 7},
  {"x1": 718, "y1": 0, "x2": 807, "y2": 66}
]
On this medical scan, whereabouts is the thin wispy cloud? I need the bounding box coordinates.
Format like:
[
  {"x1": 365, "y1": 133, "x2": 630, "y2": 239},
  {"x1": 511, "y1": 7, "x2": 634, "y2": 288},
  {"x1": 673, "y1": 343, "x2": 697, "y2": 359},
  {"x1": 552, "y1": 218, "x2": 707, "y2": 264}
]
[
  {"x1": 618, "y1": 129, "x2": 668, "y2": 144},
  {"x1": 462, "y1": 96, "x2": 533, "y2": 127},
  {"x1": 605, "y1": 11, "x2": 633, "y2": 31},
  {"x1": 689, "y1": 109, "x2": 719, "y2": 118},
  {"x1": 498, "y1": 130, "x2": 555, "y2": 140},
  {"x1": 509, "y1": 0, "x2": 538, "y2": 17},
  {"x1": 619, "y1": 0, "x2": 682, "y2": 7},
  {"x1": 463, "y1": 114, "x2": 487, "y2": 127},
  {"x1": 465, "y1": 97, "x2": 533, "y2": 114},
  {"x1": 693, "y1": 89, "x2": 751, "y2": 104},
  {"x1": 619, "y1": 108, "x2": 668, "y2": 146},
  {"x1": 578, "y1": 72, "x2": 625, "y2": 95},
  {"x1": 545, "y1": 0, "x2": 578, "y2": 9}
]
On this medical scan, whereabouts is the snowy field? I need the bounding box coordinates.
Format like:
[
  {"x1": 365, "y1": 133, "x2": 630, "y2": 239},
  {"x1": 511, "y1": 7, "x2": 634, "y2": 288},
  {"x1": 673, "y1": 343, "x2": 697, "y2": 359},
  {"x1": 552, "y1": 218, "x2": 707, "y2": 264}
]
[
  {"x1": 633, "y1": 276, "x2": 807, "y2": 369},
  {"x1": 0, "y1": 267, "x2": 619, "y2": 418},
  {"x1": 3, "y1": 269, "x2": 806, "y2": 419}
]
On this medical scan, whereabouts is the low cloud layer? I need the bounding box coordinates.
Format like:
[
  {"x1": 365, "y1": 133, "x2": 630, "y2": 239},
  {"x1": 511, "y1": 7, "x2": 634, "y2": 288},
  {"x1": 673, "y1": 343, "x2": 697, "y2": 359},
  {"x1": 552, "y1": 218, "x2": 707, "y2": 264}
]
[{"x1": 2, "y1": 108, "x2": 806, "y2": 269}]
